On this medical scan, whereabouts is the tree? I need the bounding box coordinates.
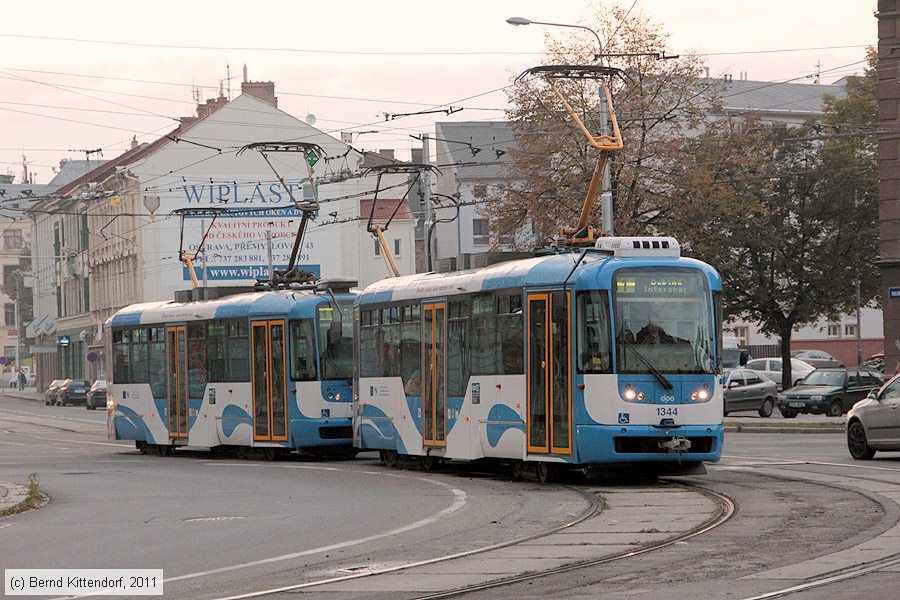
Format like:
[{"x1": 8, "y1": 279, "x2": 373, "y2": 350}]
[
  {"x1": 667, "y1": 52, "x2": 879, "y2": 386},
  {"x1": 486, "y1": 2, "x2": 709, "y2": 246}
]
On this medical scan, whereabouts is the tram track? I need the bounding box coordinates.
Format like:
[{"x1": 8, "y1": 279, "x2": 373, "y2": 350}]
[
  {"x1": 205, "y1": 480, "x2": 733, "y2": 600},
  {"x1": 710, "y1": 457, "x2": 900, "y2": 600}
]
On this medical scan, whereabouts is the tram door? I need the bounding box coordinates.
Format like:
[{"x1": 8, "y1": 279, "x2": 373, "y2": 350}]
[
  {"x1": 166, "y1": 325, "x2": 189, "y2": 439},
  {"x1": 251, "y1": 320, "x2": 288, "y2": 442},
  {"x1": 422, "y1": 303, "x2": 447, "y2": 447},
  {"x1": 526, "y1": 291, "x2": 572, "y2": 454}
]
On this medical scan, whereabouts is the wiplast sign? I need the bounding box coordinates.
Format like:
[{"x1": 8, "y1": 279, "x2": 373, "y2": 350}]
[{"x1": 180, "y1": 206, "x2": 320, "y2": 282}]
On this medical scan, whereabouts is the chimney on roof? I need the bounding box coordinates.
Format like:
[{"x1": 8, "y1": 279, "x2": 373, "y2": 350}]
[
  {"x1": 59, "y1": 158, "x2": 69, "y2": 170},
  {"x1": 378, "y1": 149, "x2": 395, "y2": 160},
  {"x1": 196, "y1": 94, "x2": 228, "y2": 119},
  {"x1": 130, "y1": 136, "x2": 138, "y2": 150},
  {"x1": 241, "y1": 80, "x2": 277, "y2": 107}
]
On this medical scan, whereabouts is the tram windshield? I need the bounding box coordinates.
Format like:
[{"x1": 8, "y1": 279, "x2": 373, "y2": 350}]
[
  {"x1": 613, "y1": 267, "x2": 715, "y2": 374},
  {"x1": 317, "y1": 301, "x2": 354, "y2": 382}
]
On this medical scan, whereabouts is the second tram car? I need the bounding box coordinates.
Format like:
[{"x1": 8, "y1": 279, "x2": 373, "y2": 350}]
[
  {"x1": 107, "y1": 281, "x2": 356, "y2": 457},
  {"x1": 354, "y1": 237, "x2": 723, "y2": 476}
]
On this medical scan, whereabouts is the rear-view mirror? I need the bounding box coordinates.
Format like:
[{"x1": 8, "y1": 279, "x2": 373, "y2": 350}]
[{"x1": 867, "y1": 390, "x2": 879, "y2": 400}]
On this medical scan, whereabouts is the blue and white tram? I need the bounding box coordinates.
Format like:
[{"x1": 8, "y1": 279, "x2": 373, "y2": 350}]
[
  {"x1": 107, "y1": 282, "x2": 357, "y2": 457},
  {"x1": 354, "y1": 237, "x2": 724, "y2": 475}
]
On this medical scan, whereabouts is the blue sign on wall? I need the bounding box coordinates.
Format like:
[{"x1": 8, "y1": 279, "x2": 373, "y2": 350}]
[{"x1": 890, "y1": 287, "x2": 900, "y2": 301}]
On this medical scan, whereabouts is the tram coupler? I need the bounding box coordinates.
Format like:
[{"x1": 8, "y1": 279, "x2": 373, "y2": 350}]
[{"x1": 659, "y1": 436, "x2": 691, "y2": 453}]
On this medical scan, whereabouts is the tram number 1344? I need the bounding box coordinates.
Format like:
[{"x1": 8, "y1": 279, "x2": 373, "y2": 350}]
[{"x1": 656, "y1": 407, "x2": 678, "y2": 417}]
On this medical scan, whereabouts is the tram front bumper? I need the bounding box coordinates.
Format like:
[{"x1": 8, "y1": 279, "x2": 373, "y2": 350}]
[{"x1": 575, "y1": 424, "x2": 724, "y2": 464}]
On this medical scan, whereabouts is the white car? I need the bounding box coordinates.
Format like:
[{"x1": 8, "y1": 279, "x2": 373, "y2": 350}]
[{"x1": 745, "y1": 357, "x2": 815, "y2": 389}]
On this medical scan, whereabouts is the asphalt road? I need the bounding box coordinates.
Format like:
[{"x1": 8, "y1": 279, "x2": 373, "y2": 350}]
[{"x1": 3, "y1": 391, "x2": 900, "y2": 599}]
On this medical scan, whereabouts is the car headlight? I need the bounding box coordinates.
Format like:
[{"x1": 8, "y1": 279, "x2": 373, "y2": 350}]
[{"x1": 810, "y1": 395, "x2": 823, "y2": 401}]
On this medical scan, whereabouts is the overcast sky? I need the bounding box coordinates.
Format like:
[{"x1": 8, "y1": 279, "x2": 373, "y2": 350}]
[{"x1": 1, "y1": 1, "x2": 876, "y2": 184}]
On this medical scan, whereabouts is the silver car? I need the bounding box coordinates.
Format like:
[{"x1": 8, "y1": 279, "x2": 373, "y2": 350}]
[
  {"x1": 847, "y1": 373, "x2": 900, "y2": 460},
  {"x1": 745, "y1": 357, "x2": 815, "y2": 390},
  {"x1": 723, "y1": 368, "x2": 778, "y2": 417}
]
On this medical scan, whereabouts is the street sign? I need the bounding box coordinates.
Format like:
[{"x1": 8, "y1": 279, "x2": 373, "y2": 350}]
[{"x1": 890, "y1": 287, "x2": 900, "y2": 301}]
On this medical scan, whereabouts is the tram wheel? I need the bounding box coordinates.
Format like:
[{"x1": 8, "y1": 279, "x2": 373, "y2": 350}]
[
  {"x1": 536, "y1": 462, "x2": 557, "y2": 483},
  {"x1": 510, "y1": 461, "x2": 528, "y2": 481},
  {"x1": 419, "y1": 455, "x2": 436, "y2": 472},
  {"x1": 381, "y1": 449, "x2": 399, "y2": 468},
  {"x1": 233, "y1": 446, "x2": 250, "y2": 460},
  {"x1": 136, "y1": 441, "x2": 149, "y2": 455},
  {"x1": 261, "y1": 448, "x2": 278, "y2": 461}
]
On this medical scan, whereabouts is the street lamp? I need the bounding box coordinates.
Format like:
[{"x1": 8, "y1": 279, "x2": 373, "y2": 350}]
[
  {"x1": 507, "y1": 16, "x2": 614, "y2": 234},
  {"x1": 505, "y1": 17, "x2": 604, "y2": 58}
]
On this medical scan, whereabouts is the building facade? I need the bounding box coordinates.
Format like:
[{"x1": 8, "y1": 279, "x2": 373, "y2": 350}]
[{"x1": 28, "y1": 82, "x2": 415, "y2": 384}]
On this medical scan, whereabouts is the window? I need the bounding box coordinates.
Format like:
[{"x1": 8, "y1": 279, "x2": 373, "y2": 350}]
[
  {"x1": 844, "y1": 324, "x2": 857, "y2": 337},
  {"x1": 827, "y1": 323, "x2": 840, "y2": 337},
  {"x1": 472, "y1": 218, "x2": 489, "y2": 246},
  {"x1": 473, "y1": 185, "x2": 487, "y2": 198},
  {"x1": 3, "y1": 265, "x2": 17, "y2": 290},
  {"x1": 187, "y1": 323, "x2": 208, "y2": 399},
  {"x1": 4, "y1": 304, "x2": 14, "y2": 326},
  {"x1": 225, "y1": 320, "x2": 250, "y2": 382},
  {"x1": 577, "y1": 291, "x2": 611, "y2": 374},
  {"x1": 317, "y1": 302, "x2": 354, "y2": 381},
  {"x1": 732, "y1": 326, "x2": 749, "y2": 346},
  {"x1": 394, "y1": 239, "x2": 401, "y2": 257},
  {"x1": 498, "y1": 294, "x2": 524, "y2": 375},
  {"x1": 745, "y1": 372, "x2": 762, "y2": 385},
  {"x1": 470, "y1": 295, "x2": 497, "y2": 375},
  {"x1": 290, "y1": 320, "x2": 318, "y2": 381},
  {"x1": 3, "y1": 230, "x2": 22, "y2": 250},
  {"x1": 374, "y1": 239, "x2": 381, "y2": 257},
  {"x1": 447, "y1": 300, "x2": 469, "y2": 395},
  {"x1": 207, "y1": 322, "x2": 227, "y2": 382},
  {"x1": 400, "y1": 305, "x2": 421, "y2": 395}
]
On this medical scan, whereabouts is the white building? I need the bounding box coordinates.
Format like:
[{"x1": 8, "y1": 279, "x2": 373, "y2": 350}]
[{"x1": 29, "y1": 80, "x2": 414, "y2": 383}]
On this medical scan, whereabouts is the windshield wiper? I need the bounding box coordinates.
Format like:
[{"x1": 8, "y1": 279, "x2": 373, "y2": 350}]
[{"x1": 618, "y1": 338, "x2": 673, "y2": 390}]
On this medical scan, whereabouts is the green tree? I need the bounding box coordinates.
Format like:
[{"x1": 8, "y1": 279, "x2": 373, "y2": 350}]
[
  {"x1": 668, "y1": 52, "x2": 878, "y2": 386},
  {"x1": 487, "y1": 2, "x2": 710, "y2": 246}
]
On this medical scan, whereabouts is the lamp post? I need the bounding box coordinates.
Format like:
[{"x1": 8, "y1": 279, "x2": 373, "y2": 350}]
[{"x1": 507, "y1": 16, "x2": 614, "y2": 234}]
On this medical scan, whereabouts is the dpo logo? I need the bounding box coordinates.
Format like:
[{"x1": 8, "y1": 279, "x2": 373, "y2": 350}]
[{"x1": 659, "y1": 395, "x2": 676, "y2": 403}]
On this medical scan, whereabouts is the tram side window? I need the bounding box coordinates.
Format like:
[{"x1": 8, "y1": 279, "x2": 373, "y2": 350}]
[
  {"x1": 447, "y1": 300, "x2": 470, "y2": 396},
  {"x1": 359, "y1": 310, "x2": 378, "y2": 378},
  {"x1": 400, "y1": 305, "x2": 421, "y2": 394},
  {"x1": 470, "y1": 295, "x2": 498, "y2": 375},
  {"x1": 318, "y1": 304, "x2": 354, "y2": 381},
  {"x1": 207, "y1": 322, "x2": 227, "y2": 382},
  {"x1": 290, "y1": 319, "x2": 318, "y2": 381},
  {"x1": 380, "y1": 308, "x2": 401, "y2": 378},
  {"x1": 187, "y1": 323, "x2": 208, "y2": 399},
  {"x1": 148, "y1": 327, "x2": 166, "y2": 397},
  {"x1": 225, "y1": 320, "x2": 250, "y2": 382},
  {"x1": 498, "y1": 294, "x2": 524, "y2": 375},
  {"x1": 129, "y1": 328, "x2": 150, "y2": 383},
  {"x1": 113, "y1": 330, "x2": 130, "y2": 384},
  {"x1": 577, "y1": 291, "x2": 612, "y2": 374}
]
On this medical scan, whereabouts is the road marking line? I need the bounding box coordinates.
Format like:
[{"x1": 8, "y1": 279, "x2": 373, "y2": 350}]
[{"x1": 159, "y1": 476, "x2": 467, "y2": 586}]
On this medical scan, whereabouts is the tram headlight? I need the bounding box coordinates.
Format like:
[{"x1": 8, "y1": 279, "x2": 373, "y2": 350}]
[
  {"x1": 690, "y1": 383, "x2": 710, "y2": 401},
  {"x1": 622, "y1": 385, "x2": 644, "y2": 401}
]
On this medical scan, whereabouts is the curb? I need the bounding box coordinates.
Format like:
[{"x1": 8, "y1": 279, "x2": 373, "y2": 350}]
[
  {"x1": 0, "y1": 482, "x2": 32, "y2": 515},
  {"x1": 725, "y1": 425, "x2": 844, "y2": 434}
]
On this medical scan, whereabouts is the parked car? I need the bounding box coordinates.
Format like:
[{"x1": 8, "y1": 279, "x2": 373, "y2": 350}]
[
  {"x1": 860, "y1": 353, "x2": 885, "y2": 374},
  {"x1": 721, "y1": 348, "x2": 752, "y2": 369},
  {"x1": 777, "y1": 368, "x2": 883, "y2": 418},
  {"x1": 790, "y1": 349, "x2": 844, "y2": 369},
  {"x1": 745, "y1": 357, "x2": 815, "y2": 390},
  {"x1": 723, "y1": 368, "x2": 778, "y2": 417},
  {"x1": 56, "y1": 379, "x2": 91, "y2": 406},
  {"x1": 85, "y1": 380, "x2": 107, "y2": 411},
  {"x1": 846, "y1": 373, "x2": 900, "y2": 459},
  {"x1": 44, "y1": 379, "x2": 65, "y2": 405}
]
